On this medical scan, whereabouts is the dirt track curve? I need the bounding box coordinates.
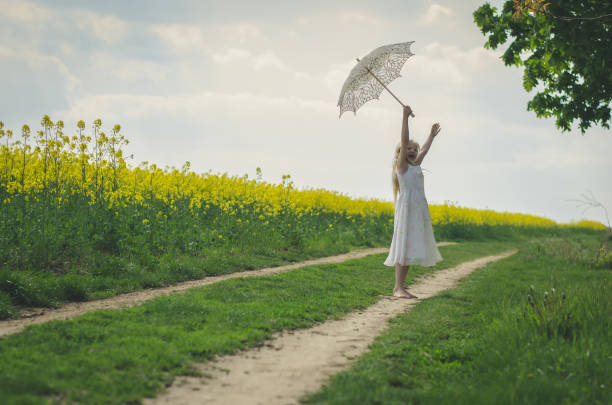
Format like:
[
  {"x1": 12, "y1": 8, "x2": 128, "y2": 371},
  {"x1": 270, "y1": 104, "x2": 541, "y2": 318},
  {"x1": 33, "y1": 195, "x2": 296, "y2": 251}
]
[{"x1": 146, "y1": 250, "x2": 517, "y2": 405}]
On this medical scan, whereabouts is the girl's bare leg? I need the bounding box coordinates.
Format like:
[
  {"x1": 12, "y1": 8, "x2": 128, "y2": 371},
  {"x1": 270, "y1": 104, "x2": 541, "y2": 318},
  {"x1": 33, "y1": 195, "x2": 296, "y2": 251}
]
[{"x1": 393, "y1": 264, "x2": 418, "y2": 298}]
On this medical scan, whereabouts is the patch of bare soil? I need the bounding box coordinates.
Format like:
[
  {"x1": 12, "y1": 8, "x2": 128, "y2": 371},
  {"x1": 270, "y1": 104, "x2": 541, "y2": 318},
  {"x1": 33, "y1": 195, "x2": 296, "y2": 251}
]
[
  {"x1": 0, "y1": 243, "x2": 454, "y2": 337},
  {"x1": 146, "y1": 250, "x2": 516, "y2": 405}
]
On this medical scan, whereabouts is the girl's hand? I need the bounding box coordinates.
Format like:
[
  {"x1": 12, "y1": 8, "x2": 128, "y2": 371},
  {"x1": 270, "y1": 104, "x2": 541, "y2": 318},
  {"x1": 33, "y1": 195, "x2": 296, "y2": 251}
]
[
  {"x1": 403, "y1": 105, "x2": 414, "y2": 117},
  {"x1": 430, "y1": 123, "x2": 441, "y2": 137}
]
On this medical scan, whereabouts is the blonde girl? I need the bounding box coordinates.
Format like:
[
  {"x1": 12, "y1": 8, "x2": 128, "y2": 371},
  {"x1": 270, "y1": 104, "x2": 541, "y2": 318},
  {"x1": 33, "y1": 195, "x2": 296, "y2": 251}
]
[{"x1": 384, "y1": 105, "x2": 442, "y2": 298}]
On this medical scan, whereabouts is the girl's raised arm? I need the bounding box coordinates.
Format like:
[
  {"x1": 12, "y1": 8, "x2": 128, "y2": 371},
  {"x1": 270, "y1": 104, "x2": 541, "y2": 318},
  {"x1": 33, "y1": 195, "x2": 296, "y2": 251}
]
[
  {"x1": 415, "y1": 123, "x2": 441, "y2": 165},
  {"x1": 397, "y1": 106, "x2": 413, "y2": 171}
]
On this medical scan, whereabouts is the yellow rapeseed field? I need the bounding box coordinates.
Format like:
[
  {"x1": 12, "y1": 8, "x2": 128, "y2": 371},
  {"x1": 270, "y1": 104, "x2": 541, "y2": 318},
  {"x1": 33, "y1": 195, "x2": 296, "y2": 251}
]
[{"x1": 0, "y1": 117, "x2": 605, "y2": 233}]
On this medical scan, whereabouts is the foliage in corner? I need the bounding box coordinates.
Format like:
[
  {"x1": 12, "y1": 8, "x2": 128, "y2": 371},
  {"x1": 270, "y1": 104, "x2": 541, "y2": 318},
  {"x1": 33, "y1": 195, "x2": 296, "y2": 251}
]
[{"x1": 473, "y1": 0, "x2": 612, "y2": 133}]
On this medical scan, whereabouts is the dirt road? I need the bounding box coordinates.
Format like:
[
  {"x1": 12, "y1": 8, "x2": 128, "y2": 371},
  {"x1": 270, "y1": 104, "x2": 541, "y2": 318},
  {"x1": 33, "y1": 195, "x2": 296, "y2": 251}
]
[{"x1": 146, "y1": 250, "x2": 516, "y2": 405}]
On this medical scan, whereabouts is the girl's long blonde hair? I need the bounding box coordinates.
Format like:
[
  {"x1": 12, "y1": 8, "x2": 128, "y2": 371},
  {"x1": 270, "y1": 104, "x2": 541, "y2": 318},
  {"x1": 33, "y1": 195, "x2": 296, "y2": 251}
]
[{"x1": 392, "y1": 141, "x2": 420, "y2": 202}]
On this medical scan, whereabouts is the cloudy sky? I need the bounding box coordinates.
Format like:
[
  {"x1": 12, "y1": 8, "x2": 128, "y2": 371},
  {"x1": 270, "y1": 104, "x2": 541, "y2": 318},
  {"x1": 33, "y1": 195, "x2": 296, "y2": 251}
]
[{"x1": 1, "y1": 0, "x2": 610, "y2": 225}]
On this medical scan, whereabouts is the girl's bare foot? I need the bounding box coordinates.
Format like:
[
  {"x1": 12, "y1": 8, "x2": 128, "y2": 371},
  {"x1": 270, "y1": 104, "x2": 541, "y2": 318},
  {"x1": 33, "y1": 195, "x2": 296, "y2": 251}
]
[
  {"x1": 402, "y1": 286, "x2": 418, "y2": 299},
  {"x1": 393, "y1": 287, "x2": 418, "y2": 299}
]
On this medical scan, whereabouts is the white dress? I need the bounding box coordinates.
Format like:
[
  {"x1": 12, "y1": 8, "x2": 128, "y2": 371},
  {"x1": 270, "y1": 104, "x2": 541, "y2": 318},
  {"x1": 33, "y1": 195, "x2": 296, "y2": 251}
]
[{"x1": 384, "y1": 165, "x2": 442, "y2": 267}]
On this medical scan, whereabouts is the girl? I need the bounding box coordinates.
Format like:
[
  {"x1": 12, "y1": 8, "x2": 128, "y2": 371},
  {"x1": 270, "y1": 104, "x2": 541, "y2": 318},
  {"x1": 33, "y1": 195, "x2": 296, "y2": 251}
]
[{"x1": 384, "y1": 105, "x2": 442, "y2": 298}]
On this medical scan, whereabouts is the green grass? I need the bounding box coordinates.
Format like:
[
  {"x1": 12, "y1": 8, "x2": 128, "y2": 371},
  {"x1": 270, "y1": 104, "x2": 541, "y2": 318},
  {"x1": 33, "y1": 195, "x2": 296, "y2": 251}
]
[
  {"x1": 0, "y1": 241, "x2": 513, "y2": 405},
  {"x1": 2, "y1": 227, "x2": 599, "y2": 321},
  {"x1": 0, "y1": 233, "x2": 385, "y2": 320},
  {"x1": 302, "y1": 234, "x2": 611, "y2": 405}
]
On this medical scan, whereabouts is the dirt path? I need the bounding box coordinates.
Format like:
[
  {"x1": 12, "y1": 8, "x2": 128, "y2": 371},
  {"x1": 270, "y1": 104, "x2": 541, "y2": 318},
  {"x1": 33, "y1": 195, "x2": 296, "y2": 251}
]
[
  {"x1": 0, "y1": 243, "x2": 454, "y2": 337},
  {"x1": 146, "y1": 250, "x2": 516, "y2": 405}
]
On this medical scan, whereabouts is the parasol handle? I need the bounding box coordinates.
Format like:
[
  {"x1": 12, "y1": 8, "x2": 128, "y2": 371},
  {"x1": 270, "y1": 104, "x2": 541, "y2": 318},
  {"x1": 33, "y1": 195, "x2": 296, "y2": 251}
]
[{"x1": 356, "y1": 58, "x2": 415, "y2": 117}]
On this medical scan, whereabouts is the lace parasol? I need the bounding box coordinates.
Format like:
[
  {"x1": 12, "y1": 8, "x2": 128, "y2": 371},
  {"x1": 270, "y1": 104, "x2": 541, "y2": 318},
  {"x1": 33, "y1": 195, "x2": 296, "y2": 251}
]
[{"x1": 337, "y1": 41, "x2": 415, "y2": 118}]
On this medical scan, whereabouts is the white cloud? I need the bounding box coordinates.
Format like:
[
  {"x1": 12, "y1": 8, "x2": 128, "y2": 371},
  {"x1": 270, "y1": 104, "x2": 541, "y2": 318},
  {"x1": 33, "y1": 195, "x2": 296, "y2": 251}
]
[
  {"x1": 419, "y1": 3, "x2": 452, "y2": 25},
  {"x1": 74, "y1": 11, "x2": 128, "y2": 44},
  {"x1": 90, "y1": 52, "x2": 168, "y2": 82},
  {"x1": 28, "y1": 51, "x2": 80, "y2": 91},
  {"x1": 57, "y1": 91, "x2": 335, "y2": 121},
  {"x1": 408, "y1": 42, "x2": 503, "y2": 85},
  {"x1": 1, "y1": 1, "x2": 128, "y2": 44},
  {"x1": 214, "y1": 22, "x2": 262, "y2": 44},
  {"x1": 323, "y1": 60, "x2": 356, "y2": 94},
  {"x1": 297, "y1": 10, "x2": 386, "y2": 30},
  {"x1": 411, "y1": 54, "x2": 464, "y2": 84},
  {"x1": 59, "y1": 42, "x2": 75, "y2": 57},
  {"x1": 0, "y1": 45, "x2": 14, "y2": 57},
  {"x1": 211, "y1": 48, "x2": 251, "y2": 64},
  {"x1": 1, "y1": 46, "x2": 81, "y2": 91},
  {"x1": 150, "y1": 22, "x2": 264, "y2": 54},
  {"x1": 209, "y1": 48, "x2": 288, "y2": 72},
  {"x1": 148, "y1": 21, "x2": 284, "y2": 74},
  {"x1": 251, "y1": 51, "x2": 287, "y2": 71},
  {"x1": 149, "y1": 23, "x2": 205, "y2": 51},
  {"x1": 492, "y1": 121, "x2": 606, "y2": 170},
  {"x1": 423, "y1": 42, "x2": 501, "y2": 67},
  {"x1": 1, "y1": 0, "x2": 51, "y2": 23},
  {"x1": 338, "y1": 11, "x2": 387, "y2": 27},
  {"x1": 294, "y1": 71, "x2": 311, "y2": 80}
]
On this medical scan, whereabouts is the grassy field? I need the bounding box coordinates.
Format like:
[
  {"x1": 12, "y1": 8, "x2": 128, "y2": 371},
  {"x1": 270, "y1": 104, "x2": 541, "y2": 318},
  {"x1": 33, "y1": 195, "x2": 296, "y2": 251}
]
[
  {"x1": 0, "y1": 242, "x2": 512, "y2": 405},
  {"x1": 303, "y1": 234, "x2": 611, "y2": 405},
  {"x1": 0, "y1": 233, "x2": 382, "y2": 320}
]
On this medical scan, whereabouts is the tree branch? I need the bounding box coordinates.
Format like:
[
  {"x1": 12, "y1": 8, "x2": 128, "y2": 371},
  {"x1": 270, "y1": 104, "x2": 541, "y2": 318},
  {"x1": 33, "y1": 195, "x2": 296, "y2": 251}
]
[
  {"x1": 512, "y1": 0, "x2": 612, "y2": 22},
  {"x1": 548, "y1": 12, "x2": 612, "y2": 22},
  {"x1": 567, "y1": 190, "x2": 611, "y2": 229}
]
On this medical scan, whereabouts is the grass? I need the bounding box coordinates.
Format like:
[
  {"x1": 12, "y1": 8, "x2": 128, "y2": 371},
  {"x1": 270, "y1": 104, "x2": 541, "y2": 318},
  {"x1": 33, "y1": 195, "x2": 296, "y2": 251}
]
[
  {"x1": 0, "y1": 241, "x2": 513, "y2": 405},
  {"x1": 0, "y1": 225, "x2": 601, "y2": 321},
  {"x1": 302, "y1": 233, "x2": 611, "y2": 405},
  {"x1": 0, "y1": 232, "x2": 385, "y2": 320}
]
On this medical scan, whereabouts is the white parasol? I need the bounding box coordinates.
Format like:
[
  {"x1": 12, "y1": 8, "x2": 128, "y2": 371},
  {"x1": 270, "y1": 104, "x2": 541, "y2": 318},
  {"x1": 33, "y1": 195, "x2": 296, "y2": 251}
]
[{"x1": 337, "y1": 41, "x2": 415, "y2": 118}]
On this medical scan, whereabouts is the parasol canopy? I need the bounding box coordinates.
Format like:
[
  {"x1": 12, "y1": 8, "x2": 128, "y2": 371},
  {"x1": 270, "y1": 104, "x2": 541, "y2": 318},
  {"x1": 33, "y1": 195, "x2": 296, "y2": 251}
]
[{"x1": 337, "y1": 41, "x2": 415, "y2": 118}]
